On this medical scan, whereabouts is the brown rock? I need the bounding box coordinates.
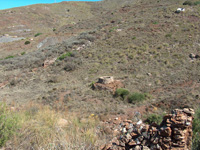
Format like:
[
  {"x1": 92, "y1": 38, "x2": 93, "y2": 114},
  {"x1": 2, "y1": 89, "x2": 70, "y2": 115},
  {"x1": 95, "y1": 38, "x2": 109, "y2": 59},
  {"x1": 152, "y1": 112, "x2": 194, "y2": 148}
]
[
  {"x1": 57, "y1": 118, "x2": 68, "y2": 127},
  {"x1": 162, "y1": 137, "x2": 171, "y2": 144},
  {"x1": 143, "y1": 146, "x2": 150, "y2": 150},
  {"x1": 131, "y1": 132, "x2": 138, "y2": 138},
  {"x1": 183, "y1": 108, "x2": 194, "y2": 116},
  {"x1": 106, "y1": 108, "x2": 194, "y2": 150},
  {"x1": 112, "y1": 137, "x2": 119, "y2": 145},
  {"x1": 128, "y1": 139, "x2": 137, "y2": 146},
  {"x1": 159, "y1": 127, "x2": 171, "y2": 137},
  {"x1": 135, "y1": 145, "x2": 141, "y2": 150},
  {"x1": 98, "y1": 76, "x2": 114, "y2": 84}
]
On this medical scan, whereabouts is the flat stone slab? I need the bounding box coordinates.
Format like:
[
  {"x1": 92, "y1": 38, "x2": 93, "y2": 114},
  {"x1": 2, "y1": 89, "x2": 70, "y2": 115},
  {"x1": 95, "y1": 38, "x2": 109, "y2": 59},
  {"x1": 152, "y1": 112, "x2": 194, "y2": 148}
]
[{"x1": 0, "y1": 36, "x2": 24, "y2": 43}]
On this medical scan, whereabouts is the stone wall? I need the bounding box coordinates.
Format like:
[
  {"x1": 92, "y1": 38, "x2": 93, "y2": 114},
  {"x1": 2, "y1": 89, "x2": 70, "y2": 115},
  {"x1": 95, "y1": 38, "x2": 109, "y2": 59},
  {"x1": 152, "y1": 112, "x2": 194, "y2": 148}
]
[
  {"x1": 93, "y1": 76, "x2": 124, "y2": 93},
  {"x1": 102, "y1": 108, "x2": 194, "y2": 150}
]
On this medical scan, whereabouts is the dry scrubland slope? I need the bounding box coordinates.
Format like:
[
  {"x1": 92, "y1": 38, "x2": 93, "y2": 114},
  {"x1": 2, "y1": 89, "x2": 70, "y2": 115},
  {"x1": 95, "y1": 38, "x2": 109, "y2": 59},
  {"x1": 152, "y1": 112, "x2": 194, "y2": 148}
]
[{"x1": 0, "y1": 0, "x2": 199, "y2": 149}]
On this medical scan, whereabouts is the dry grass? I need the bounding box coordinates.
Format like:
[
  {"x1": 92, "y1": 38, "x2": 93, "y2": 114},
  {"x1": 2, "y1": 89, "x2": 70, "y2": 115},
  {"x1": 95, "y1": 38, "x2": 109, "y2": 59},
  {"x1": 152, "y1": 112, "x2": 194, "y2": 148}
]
[{"x1": 4, "y1": 103, "x2": 102, "y2": 150}]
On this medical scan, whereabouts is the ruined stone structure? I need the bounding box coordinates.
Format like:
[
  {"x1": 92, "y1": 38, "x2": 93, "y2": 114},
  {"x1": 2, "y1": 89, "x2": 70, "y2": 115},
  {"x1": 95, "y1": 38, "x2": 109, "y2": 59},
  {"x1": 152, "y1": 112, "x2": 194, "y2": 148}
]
[
  {"x1": 93, "y1": 76, "x2": 124, "y2": 93},
  {"x1": 102, "y1": 108, "x2": 194, "y2": 150}
]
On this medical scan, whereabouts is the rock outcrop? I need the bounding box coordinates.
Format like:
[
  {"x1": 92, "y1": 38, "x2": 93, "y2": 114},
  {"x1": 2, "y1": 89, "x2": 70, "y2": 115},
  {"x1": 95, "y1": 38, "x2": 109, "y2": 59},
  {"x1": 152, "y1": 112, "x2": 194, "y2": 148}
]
[
  {"x1": 102, "y1": 108, "x2": 194, "y2": 150},
  {"x1": 93, "y1": 76, "x2": 124, "y2": 93}
]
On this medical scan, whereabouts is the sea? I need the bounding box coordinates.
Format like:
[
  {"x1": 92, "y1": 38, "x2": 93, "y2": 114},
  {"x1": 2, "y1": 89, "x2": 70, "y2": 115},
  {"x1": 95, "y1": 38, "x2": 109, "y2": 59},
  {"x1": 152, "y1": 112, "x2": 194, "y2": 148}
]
[{"x1": 0, "y1": 0, "x2": 101, "y2": 10}]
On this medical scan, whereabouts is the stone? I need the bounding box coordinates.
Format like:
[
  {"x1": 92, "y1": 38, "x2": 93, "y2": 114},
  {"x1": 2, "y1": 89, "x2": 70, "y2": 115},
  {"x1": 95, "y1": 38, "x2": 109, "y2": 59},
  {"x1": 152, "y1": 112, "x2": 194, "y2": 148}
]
[
  {"x1": 57, "y1": 118, "x2": 68, "y2": 127},
  {"x1": 128, "y1": 139, "x2": 136, "y2": 146},
  {"x1": 126, "y1": 133, "x2": 132, "y2": 140},
  {"x1": 122, "y1": 128, "x2": 127, "y2": 134},
  {"x1": 189, "y1": 53, "x2": 196, "y2": 59},
  {"x1": 183, "y1": 108, "x2": 195, "y2": 116},
  {"x1": 152, "y1": 137, "x2": 159, "y2": 144},
  {"x1": 195, "y1": 54, "x2": 200, "y2": 59},
  {"x1": 159, "y1": 127, "x2": 172, "y2": 137},
  {"x1": 98, "y1": 76, "x2": 114, "y2": 84},
  {"x1": 106, "y1": 108, "x2": 194, "y2": 150},
  {"x1": 135, "y1": 145, "x2": 141, "y2": 150},
  {"x1": 112, "y1": 137, "x2": 119, "y2": 145},
  {"x1": 93, "y1": 78, "x2": 124, "y2": 93},
  {"x1": 143, "y1": 146, "x2": 150, "y2": 150},
  {"x1": 113, "y1": 129, "x2": 120, "y2": 136},
  {"x1": 131, "y1": 132, "x2": 138, "y2": 138}
]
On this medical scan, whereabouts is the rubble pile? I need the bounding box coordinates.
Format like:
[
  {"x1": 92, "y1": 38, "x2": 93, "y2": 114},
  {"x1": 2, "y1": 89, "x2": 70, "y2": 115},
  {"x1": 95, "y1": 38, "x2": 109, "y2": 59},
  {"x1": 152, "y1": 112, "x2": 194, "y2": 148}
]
[
  {"x1": 93, "y1": 76, "x2": 124, "y2": 93},
  {"x1": 102, "y1": 108, "x2": 194, "y2": 150}
]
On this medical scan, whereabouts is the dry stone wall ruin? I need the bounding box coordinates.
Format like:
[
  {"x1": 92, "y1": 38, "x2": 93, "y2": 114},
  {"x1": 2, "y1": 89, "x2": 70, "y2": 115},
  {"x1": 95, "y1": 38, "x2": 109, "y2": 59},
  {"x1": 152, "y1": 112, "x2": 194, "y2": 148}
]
[{"x1": 102, "y1": 108, "x2": 195, "y2": 150}]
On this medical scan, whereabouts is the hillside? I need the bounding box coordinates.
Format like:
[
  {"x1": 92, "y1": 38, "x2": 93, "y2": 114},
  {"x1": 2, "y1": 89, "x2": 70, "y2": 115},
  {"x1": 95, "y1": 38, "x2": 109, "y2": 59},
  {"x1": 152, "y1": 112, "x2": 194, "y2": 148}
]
[{"x1": 0, "y1": 0, "x2": 199, "y2": 149}]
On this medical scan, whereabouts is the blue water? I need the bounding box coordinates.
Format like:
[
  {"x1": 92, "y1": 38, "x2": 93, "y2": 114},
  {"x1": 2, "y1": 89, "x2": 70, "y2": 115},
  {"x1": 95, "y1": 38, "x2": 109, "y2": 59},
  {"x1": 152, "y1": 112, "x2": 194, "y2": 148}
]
[{"x1": 0, "y1": 0, "x2": 101, "y2": 10}]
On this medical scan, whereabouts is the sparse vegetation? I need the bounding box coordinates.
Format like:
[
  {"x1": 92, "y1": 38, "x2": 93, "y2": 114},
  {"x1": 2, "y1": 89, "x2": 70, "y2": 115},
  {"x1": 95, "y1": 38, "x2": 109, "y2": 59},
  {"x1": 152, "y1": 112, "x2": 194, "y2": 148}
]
[
  {"x1": 165, "y1": 33, "x2": 172, "y2": 38},
  {"x1": 63, "y1": 62, "x2": 77, "y2": 71},
  {"x1": 0, "y1": 103, "x2": 101, "y2": 149},
  {"x1": 0, "y1": 0, "x2": 200, "y2": 148}
]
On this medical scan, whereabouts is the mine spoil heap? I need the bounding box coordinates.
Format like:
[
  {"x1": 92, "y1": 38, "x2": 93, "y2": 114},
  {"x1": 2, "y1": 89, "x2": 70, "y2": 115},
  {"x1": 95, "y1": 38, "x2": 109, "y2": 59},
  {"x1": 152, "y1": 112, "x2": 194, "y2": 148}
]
[{"x1": 103, "y1": 108, "x2": 195, "y2": 150}]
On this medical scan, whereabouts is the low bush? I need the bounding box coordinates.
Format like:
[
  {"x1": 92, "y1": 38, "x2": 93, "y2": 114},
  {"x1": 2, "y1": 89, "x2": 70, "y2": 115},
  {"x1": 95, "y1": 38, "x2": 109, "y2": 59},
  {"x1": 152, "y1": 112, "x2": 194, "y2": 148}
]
[
  {"x1": 128, "y1": 92, "x2": 147, "y2": 103},
  {"x1": 57, "y1": 52, "x2": 72, "y2": 61},
  {"x1": 194, "y1": 1, "x2": 200, "y2": 5},
  {"x1": 192, "y1": 108, "x2": 200, "y2": 150},
  {"x1": 145, "y1": 113, "x2": 163, "y2": 125},
  {"x1": 183, "y1": 1, "x2": 193, "y2": 5},
  {"x1": 183, "y1": 1, "x2": 200, "y2": 5},
  {"x1": 24, "y1": 41, "x2": 30, "y2": 45},
  {"x1": 34, "y1": 33, "x2": 42, "y2": 37},
  {"x1": 63, "y1": 62, "x2": 77, "y2": 71},
  {"x1": 165, "y1": 33, "x2": 172, "y2": 38},
  {"x1": 21, "y1": 52, "x2": 26, "y2": 55},
  {"x1": 0, "y1": 103, "x2": 21, "y2": 146},
  {"x1": 115, "y1": 88, "x2": 130, "y2": 99},
  {"x1": 5, "y1": 55, "x2": 14, "y2": 59}
]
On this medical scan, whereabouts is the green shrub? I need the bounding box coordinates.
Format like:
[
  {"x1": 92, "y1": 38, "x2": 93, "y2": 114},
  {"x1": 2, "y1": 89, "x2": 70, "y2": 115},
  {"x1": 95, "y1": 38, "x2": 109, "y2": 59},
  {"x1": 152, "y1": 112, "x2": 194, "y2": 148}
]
[
  {"x1": 183, "y1": 1, "x2": 200, "y2": 5},
  {"x1": 165, "y1": 33, "x2": 172, "y2": 38},
  {"x1": 63, "y1": 62, "x2": 77, "y2": 71},
  {"x1": 24, "y1": 41, "x2": 30, "y2": 45},
  {"x1": 21, "y1": 52, "x2": 26, "y2": 55},
  {"x1": 53, "y1": 28, "x2": 56, "y2": 32},
  {"x1": 115, "y1": 88, "x2": 130, "y2": 99},
  {"x1": 5, "y1": 56, "x2": 14, "y2": 59},
  {"x1": 153, "y1": 21, "x2": 158, "y2": 24},
  {"x1": 132, "y1": 36, "x2": 136, "y2": 40},
  {"x1": 194, "y1": 1, "x2": 200, "y2": 5},
  {"x1": 145, "y1": 113, "x2": 163, "y2": 125},
  {"x1": 57, "y1": 52, "x2": 72, "y2": 61},
  {"x1": 0, "y1": 103, "x2": 20, "y2": 146},
  {"x1": 183, "y1": 1, "x2": 193, "y2": 5},
  {"x1": 34, "y1": 33, "x2": 42, "y2": 37},
  {"x1": 109, "y1": 27, "x2": 117, "y2": 32},
  {"x1": 89, "y1": 81, "x2": 96, "y2": 88},
  {"x1": 128, "y1": 92, "x2": 146, "y2": 103},
  {"x1": 192, "y1": 108, "x2": 200, "y2": 150}
]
